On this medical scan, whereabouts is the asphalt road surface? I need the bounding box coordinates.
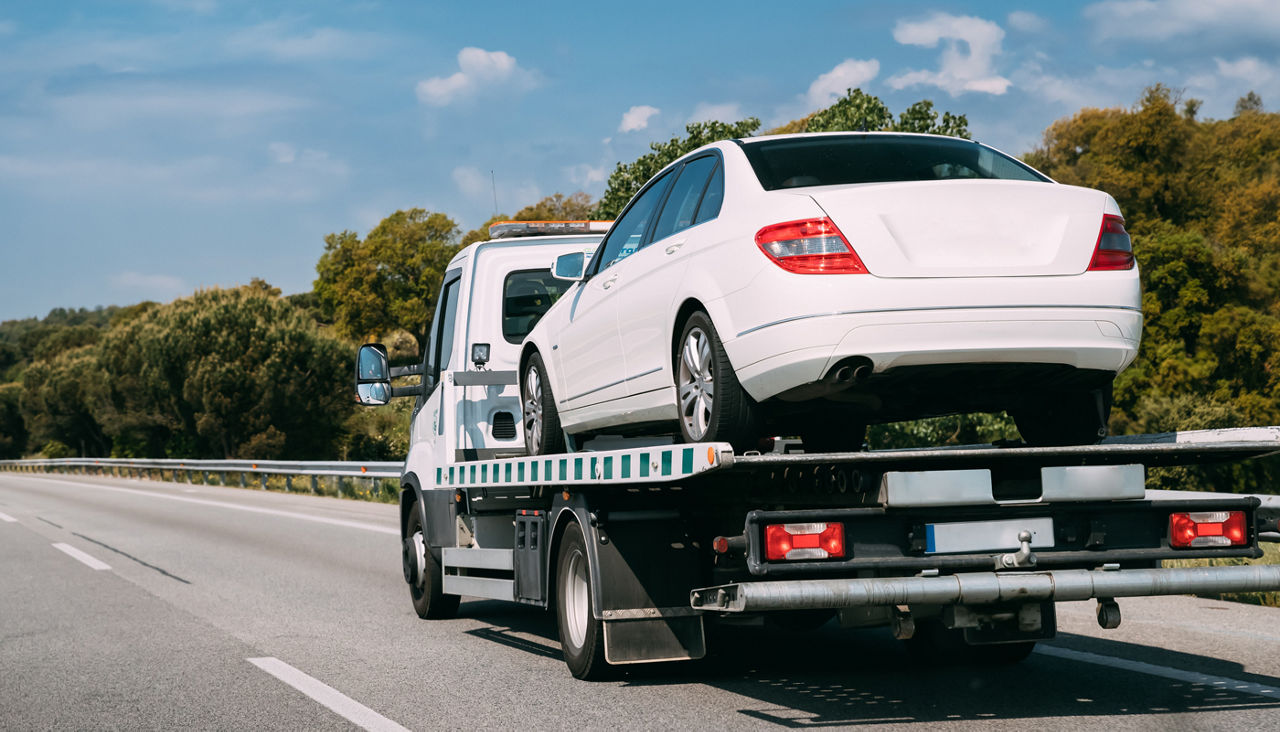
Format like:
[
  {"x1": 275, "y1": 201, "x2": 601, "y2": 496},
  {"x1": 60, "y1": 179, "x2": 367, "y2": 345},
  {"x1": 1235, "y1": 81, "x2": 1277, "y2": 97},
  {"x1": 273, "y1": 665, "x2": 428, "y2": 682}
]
[{"x1": 3, "y1": 471, "x2": 1279, "y2": 730}]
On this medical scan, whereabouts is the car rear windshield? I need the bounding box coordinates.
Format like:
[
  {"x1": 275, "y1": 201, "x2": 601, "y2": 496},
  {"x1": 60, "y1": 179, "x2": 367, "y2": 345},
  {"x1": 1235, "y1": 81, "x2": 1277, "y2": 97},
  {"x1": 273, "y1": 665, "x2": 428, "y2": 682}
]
[
  {"x1": 503, "y1": 269, "x2": 571, "y2": 344},
  {"x1": 740, "y1": 135, "x2": 1049, "y2": 190}
]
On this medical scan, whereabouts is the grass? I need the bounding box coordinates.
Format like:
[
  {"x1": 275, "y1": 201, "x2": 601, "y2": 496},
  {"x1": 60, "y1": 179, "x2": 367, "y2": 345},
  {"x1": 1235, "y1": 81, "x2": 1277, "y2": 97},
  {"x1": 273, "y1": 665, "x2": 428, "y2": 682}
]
[{"x1": 1163, "y1": 542, "x2": 1280, "y2": 608}]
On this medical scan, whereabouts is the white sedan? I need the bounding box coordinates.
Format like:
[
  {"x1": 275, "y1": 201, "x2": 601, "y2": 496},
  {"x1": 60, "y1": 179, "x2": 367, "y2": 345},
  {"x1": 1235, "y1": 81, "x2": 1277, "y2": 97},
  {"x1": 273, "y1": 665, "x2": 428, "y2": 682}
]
[{"x1": 520, "y1": 132, "x2": 1141, "y2": 453}]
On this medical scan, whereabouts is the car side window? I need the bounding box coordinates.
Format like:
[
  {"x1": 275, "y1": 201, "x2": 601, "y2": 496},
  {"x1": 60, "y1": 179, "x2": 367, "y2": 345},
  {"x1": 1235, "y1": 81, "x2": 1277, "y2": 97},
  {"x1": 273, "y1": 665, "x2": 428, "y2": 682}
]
[
  {"x1": 693, "y1": 160, "x2": 724, "y2": 225},
  {"x1": 591, "y1": 171, "x2": 673, "y2": 273},
  {"x1": 650, "y1": 155, "x2": 718, "y2": 243}
]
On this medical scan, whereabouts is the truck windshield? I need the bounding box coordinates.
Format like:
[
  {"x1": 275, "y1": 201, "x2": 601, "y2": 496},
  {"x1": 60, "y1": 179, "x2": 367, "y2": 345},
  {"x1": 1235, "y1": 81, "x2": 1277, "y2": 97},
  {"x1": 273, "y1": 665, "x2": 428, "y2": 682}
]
[
  {"x1": 503, "y1": 269, "x2": 571, "y2": 344},
  {"x1": 740, "y1": 134, "x2": 1049, "y2": 190}
]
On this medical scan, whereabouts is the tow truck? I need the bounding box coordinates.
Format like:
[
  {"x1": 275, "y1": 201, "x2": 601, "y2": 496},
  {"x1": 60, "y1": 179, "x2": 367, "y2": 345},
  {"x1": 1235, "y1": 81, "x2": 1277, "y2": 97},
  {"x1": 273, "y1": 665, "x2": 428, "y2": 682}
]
[{"x1": 354, "y1": 221, "x2": 1280, "y2": 680}]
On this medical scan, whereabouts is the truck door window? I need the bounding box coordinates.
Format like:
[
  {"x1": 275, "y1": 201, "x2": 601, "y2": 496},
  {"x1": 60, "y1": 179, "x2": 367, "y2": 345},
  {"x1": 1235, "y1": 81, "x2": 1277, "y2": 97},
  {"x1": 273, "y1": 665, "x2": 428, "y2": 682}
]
[
  {"x1": 427, "y1": 276, "x2": 461, "y2": 387},
  {"x1": 503, "y1": 269, "x2": 571, "y2": 344}
]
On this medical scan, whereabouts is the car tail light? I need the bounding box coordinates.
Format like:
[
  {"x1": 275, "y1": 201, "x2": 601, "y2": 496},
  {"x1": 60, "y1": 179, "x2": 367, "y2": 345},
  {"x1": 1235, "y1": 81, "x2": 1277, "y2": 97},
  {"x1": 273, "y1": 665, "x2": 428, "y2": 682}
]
[
  {"x1": 755, "y1": 218, "x2": 869, "y2": 274},
  {"x1": 764, "y1": 522, "x2": 845, "y2": 560},
  {"x1": 1088, "y1": 214, "x2": 1134, "y2": 270},
  {"x1": 1169, "y1": 511, "x2": 1247, "y2": 548}
]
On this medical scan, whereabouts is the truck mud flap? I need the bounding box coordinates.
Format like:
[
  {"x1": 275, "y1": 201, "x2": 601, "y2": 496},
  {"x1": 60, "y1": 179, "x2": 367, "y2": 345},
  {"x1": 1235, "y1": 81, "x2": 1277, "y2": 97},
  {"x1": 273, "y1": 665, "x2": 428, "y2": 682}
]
[
  {"x1": 690, "y1": 565, "x2": 1280, "y2": 613},
  {"x1": 603, "y1": 611, "x2": 706, "y2": 665}
]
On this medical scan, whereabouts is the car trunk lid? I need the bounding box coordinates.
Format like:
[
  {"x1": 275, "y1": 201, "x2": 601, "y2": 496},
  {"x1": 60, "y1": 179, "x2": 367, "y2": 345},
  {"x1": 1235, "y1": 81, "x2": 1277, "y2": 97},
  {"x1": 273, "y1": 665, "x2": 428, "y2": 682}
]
[{"x1": 804, "y1": 180, "x2": 1108, "y2": 278}]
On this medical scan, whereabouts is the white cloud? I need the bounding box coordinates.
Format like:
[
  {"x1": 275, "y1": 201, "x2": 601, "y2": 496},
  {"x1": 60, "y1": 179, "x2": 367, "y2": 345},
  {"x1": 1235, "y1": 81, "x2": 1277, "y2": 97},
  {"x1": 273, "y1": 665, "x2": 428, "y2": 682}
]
[
  {"x1": 888, "y1": 13, "x2": 1011, "y2": 96},
  {"x1": 1011, "y1": 57, "x2": 1173, "y2": 110},
  {"x1": 806, "y1": 58, "x2": 880, "y2": 108},
  {"x1": 267, "y1": 142, "x2": 296, "y2": 164},
  {"x1": 688, "y1": 101, "x2": 742, "y2": 123},
  {"x1": 227, "y1": 21, "x2": 367, "y2": 60},
  {"x1": 46, "y1": 86, "x2": 308, "y2": 129},
  {"x1": 1214, "y1": 56, "x2": 1277, "y2": 86},
  {"x1": 416, "y1": 47, "x2": 537, "y2": 107},
  {"x1": 110, "y1": 271, "x2": 188, "y2": 300},
  {"x1": 1006, "y1": 11, "x2": 1046, "y2": 32},
  {"x1": 452, "y1": 166, "x2": 490, "y2": 199},
  {"x1": 565, "y1": 163, "x2": 607, "y2": 188},
  {"x1": 618, "y1": 105, "x2": 659, "y2": 132},
  {"x1": 1084, "y1": 0, "x2": 1280, "y2": 42}
]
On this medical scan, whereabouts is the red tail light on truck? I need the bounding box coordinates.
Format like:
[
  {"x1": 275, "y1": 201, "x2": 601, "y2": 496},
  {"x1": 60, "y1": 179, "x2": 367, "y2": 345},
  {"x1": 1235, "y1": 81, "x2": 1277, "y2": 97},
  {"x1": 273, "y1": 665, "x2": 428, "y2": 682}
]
[
  {"x1": 1169, "y1": 511, "x2": 1247, "y2": 548},
  {"x1": 765, "y1": 522, "x2": 846, "y2": 560}
]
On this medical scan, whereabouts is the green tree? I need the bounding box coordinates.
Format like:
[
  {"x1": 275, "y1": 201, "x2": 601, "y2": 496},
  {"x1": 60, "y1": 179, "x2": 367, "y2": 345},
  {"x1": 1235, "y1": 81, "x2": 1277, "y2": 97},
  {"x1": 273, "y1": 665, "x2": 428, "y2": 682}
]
[
  {"x1": 0, "y1": 382, "x2": 27, "y2": 458},
  {"x1": 779, "y1": 89, "x2": 971, "y2": 138},
  {"x1": 1234, "y1": 91, "x2": 1264, "y2": 116},
  {"x1": 596, "y1": 118, "x2": 761, "y2": 219},
  {"x1": 93, "y1": 285, "x2": 353, "y2": 459},
  {"x1": 20, "y1": 347, "x2": 110, "y2": 457},
  {"x1": 314, "y1": 208, "x2": 461, "y2": 353}
]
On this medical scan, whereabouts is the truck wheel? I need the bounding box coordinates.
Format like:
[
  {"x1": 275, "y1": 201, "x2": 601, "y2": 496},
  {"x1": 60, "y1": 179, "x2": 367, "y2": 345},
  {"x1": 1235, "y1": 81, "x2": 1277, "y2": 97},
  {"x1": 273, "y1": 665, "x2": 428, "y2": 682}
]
[
  {"x1": 1012, "y1": 387, "x2": 1111, "y2": 446},
  {"x1": 523, "y1": 352, "x2": 566, "y2": 455},
  {"x1": 406, "y1": 505, "x2": 459, "y2": 620},
  {"x1": 555, "y1": 521, "x2": 610, "y2": 680},
  {"x1": 675, "y1": 312, "x2": 759, "y2": 452}
]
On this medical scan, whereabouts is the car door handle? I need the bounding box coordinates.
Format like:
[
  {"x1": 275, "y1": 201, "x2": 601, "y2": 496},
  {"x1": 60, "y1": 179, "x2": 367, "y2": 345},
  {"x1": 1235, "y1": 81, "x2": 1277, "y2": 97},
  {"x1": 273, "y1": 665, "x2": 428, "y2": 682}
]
[
  {"x1": 665, "y1": 239, "x2": 686, "y2": 255},
  {"x1": 601, "y1": 274, "x2": 618, "y2": 290}
]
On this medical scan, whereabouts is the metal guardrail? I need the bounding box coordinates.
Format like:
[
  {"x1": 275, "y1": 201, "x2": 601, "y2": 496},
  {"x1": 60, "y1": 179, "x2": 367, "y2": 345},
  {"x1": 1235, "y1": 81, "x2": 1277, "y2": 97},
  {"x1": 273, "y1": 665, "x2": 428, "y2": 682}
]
[{"x1": 0, "y1": 457, "x2": 403, "y2": 494}]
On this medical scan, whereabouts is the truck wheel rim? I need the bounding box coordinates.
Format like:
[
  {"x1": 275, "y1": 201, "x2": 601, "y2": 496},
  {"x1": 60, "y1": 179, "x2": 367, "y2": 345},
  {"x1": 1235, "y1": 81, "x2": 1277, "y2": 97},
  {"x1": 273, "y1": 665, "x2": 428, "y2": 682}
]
[
  {"x1": 523, "y1": 365, "x2": 543, "y2": 450},
  {"x1": 677, "y1": 327, "x2": 714, "y2": 439},
  {"x1": 564, "y1": 548, "x2": 589, "y2": 648}
]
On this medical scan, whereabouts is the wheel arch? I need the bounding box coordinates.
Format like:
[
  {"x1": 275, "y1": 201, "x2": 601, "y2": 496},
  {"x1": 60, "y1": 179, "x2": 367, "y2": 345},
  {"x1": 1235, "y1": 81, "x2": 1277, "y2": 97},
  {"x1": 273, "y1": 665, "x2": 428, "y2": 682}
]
[{"x1": 670, "y1": 297, "x2": 712, "y2": 374}]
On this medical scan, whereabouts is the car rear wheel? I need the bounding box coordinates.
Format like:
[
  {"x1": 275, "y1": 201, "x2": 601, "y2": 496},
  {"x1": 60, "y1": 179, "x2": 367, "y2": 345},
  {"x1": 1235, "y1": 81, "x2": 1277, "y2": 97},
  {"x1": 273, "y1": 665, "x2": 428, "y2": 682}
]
[
  {"x1": 1012, "y1": 387, "x2": 1111, "y2": 446},
  {"x1": 675, "y1": 312, "x2": 759, "y2": 451},
  {"x1": 523, "y1": 352, "x2": 565, "y2": 455}
]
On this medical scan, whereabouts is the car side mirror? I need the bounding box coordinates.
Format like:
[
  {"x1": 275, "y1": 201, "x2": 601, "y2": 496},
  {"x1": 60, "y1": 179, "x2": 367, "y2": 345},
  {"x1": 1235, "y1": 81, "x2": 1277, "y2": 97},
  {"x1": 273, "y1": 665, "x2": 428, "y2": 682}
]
[
  {"x1": 355, "y1": 343, "x2": 391, "y2": 406},
  {"x1": 552, "y1": 252, "x2": 586, "y2": 281}
]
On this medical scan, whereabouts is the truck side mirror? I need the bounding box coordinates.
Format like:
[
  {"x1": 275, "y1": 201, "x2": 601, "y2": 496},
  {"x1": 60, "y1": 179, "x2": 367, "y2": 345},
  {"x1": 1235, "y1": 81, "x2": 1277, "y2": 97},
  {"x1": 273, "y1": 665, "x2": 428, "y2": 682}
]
[
  {"x1": 355, "y1": 343, "x2": 391, "y2": 406},
  {"x1": 552, "y1": 252, "x2": 586, "y2": 281}
]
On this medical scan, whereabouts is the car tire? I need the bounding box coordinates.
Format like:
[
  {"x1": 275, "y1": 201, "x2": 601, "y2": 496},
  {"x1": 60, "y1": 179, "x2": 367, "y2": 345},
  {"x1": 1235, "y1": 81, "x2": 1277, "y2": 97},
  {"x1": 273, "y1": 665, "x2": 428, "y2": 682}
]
[
  {"x1": 556, "y1": 521, "x2": 611, "y2": 680},
  {"x1": 1012, "y1": 387, "x2": 1112, "y2": 447},
  {"x1": 406, "y1": 505, "x2": 460, "y2": 620},
  {"x1": 675, "y1": 312, "x2": 759, "y2": 451},
  {"x1": 523, "y1": 352, "x2": 566, "y2": 455}
]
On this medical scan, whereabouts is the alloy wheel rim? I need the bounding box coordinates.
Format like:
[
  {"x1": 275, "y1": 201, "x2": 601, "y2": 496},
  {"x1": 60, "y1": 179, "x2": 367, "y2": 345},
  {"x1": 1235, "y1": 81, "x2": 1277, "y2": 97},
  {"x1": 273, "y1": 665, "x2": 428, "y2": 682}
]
[
  {"x1": 677, "y1": 327, "x2": 715, "y2": 439},
  {"x1": 523, "y1": 365, "x2": 542, "y2": 451}
]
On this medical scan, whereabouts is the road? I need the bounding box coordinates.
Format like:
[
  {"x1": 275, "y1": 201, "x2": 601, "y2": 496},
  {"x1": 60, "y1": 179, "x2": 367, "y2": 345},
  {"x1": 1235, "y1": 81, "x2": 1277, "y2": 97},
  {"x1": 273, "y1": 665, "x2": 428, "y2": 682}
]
[{"x1": 2, "y1": 471, "x2": 1279, "y2": 730}]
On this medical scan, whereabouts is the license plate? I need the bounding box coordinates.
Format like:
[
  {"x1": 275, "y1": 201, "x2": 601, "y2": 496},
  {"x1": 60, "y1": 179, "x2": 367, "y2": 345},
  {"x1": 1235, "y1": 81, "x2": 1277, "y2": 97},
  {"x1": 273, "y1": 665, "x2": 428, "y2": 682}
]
[{"x1": 925, "y1": 517, "x2": 1055, "y2": 554}]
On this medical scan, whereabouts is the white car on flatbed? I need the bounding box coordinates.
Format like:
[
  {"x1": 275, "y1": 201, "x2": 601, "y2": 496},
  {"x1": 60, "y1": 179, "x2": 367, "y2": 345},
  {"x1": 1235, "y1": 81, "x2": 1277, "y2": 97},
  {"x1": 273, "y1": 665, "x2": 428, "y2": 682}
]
[{"x1": 519, "y1": 132, "x2": 1141, "y2": 454}]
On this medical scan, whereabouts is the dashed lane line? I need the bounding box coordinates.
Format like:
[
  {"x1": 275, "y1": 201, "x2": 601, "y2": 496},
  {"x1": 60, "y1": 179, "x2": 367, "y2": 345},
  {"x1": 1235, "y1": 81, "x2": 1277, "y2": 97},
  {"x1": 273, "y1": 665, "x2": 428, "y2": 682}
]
[
  {"x1": 51, "y1": 542, "x2": 112, "y2": 571},
  {"x1": 14, "y1": 476, "x2": 398, "y2": 536},
  {"x1": 0, "y1": 510, "x2": 16, "y2": 522},
  {"x1": 248, "y1": 657, "x2": 410, "y2": 732},
  {"x1": 1037, "y1": 645, "x2": 1280, "y2": 699}
]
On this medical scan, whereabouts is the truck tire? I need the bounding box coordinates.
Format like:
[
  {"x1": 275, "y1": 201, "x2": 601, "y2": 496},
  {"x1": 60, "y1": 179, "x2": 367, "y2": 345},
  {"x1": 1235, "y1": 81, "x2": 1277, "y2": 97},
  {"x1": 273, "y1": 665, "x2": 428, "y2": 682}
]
[
  {"x1": 675, "y1": 312, "x2": 759, "y2": 452},
  {"x1": 523, "y1": 352, "x2": 566, "y2": 455},
  {"x1": 555, "y1": 521, "x2": 610, "y2": 680},
  {"x1": 1012, "y1": 387, "x2": 1111, "y2": 446},
  {"x1": 406, "y1": 506, "x2": 459, "y2": 620}
]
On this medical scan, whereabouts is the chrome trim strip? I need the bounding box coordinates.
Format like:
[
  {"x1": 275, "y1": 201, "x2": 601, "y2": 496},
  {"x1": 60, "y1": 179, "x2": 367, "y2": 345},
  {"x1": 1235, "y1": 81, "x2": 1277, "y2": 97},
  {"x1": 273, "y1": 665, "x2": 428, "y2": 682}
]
[
  {"x1": 736, "y1": 304, "x2": 1144, "y2": 338},
  {"x1": 566, "y1": 367, "x2": 662, "y2": 403}
]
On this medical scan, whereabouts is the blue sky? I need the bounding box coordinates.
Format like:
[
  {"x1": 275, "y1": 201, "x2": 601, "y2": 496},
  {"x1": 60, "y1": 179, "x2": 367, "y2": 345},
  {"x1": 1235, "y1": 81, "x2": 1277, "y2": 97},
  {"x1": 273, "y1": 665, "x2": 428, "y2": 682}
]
[{"x1": 2, "y1": 0, "x2": 1278, "y2": 322}]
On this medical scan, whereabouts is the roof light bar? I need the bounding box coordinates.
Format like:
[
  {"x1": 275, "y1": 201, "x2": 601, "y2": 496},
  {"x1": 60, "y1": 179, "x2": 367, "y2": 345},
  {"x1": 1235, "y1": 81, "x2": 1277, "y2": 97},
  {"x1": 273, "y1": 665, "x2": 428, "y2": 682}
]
[{"x1": 487, "y1": 220, "x2": 613, "y2": 240}]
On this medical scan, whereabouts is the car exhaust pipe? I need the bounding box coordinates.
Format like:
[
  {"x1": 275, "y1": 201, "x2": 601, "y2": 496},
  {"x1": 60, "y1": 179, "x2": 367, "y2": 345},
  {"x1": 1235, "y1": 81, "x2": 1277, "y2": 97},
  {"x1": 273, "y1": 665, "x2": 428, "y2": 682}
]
[{"x1": 826, "y1": 359, "x2": 873, "y2": 386}]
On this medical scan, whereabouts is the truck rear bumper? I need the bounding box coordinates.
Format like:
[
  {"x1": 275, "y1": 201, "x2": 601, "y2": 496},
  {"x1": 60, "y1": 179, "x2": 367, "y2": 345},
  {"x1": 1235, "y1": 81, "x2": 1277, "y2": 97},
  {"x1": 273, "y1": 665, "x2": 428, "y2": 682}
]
[{"x1": 690, "y1": 564, "x2": 1280, "y2": 613}]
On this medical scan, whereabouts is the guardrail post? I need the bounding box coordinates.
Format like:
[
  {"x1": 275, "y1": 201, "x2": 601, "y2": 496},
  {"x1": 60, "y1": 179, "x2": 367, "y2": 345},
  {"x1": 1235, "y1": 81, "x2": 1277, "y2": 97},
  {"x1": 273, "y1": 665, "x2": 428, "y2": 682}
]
[
  {"x1": 218, "y1": 472, "x2": 225, "y2": 486},
  {"x1": 310, "y1": 475, "x2": 318, "y2": 495},
  {"x1": 260, "y1": 473, "x2": 267, "y2": 490},
  {"x1": 239, "y1": 472, "x2": 246, "y2": 488},
  {"x1": 284, "y1": 474, "x2": 293, "y2": 492}
]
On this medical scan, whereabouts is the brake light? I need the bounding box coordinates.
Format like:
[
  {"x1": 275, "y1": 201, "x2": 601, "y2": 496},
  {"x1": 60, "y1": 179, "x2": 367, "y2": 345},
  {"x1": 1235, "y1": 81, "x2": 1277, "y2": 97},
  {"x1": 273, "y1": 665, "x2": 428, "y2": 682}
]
[
  {"x1": 755, "y1": 218, "x2": 869, "y2": 274},
  {"x1": 1088, "y1": 214, "x2": 1134, "y2": 270},
  {"x1": 1169, "y1": 511, "x2": 1247, "y2": 548},
  {"x1": 764, "y1": 522, "x2": 845, "y2": 560}
]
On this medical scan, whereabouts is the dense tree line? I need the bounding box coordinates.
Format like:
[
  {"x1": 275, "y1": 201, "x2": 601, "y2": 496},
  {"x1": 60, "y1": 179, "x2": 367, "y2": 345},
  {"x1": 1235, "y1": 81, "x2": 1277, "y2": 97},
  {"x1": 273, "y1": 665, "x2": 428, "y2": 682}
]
[{"x1": 2, "y1": 86, "x2": 1276, "y2": 495}]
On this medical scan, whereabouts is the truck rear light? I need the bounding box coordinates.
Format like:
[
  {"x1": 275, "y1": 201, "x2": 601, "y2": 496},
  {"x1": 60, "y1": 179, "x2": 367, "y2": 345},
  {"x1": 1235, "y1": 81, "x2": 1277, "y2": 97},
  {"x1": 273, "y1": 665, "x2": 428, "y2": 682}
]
[
  {"x1": 755, "y1": 218, "x2": 869, "y2": 274},
  {"x1": 1088, "y1": 214, "x2": 1135, "y2": 271},
  {"x1": 764, "y1": 522, "x2": 845, "y2": 560},
  {"x1": 1169, "y1": 511, "x2": 1247, "y2": 548}
]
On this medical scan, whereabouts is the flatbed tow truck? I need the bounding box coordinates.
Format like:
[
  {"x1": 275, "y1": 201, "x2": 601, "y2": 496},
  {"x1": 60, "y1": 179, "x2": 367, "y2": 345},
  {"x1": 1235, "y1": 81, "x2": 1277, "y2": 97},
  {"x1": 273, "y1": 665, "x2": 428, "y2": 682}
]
[{"x1": 355, "y1": 222, "x2": 1280, "y2": 679}]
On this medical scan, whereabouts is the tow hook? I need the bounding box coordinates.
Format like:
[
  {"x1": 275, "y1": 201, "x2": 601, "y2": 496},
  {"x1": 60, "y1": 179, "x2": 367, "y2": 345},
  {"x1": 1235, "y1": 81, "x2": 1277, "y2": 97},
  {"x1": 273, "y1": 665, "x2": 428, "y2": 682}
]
[{"x1": 996, "y1": 530, "x2": 1038, "y2": 570}]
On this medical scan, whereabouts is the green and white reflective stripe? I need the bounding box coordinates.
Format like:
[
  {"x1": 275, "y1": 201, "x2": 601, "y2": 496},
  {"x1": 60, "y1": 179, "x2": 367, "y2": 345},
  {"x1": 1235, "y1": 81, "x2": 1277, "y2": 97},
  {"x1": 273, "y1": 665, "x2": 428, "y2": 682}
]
[{"x1": 431, "y1": 443, "x2": 735, "y2": 489}]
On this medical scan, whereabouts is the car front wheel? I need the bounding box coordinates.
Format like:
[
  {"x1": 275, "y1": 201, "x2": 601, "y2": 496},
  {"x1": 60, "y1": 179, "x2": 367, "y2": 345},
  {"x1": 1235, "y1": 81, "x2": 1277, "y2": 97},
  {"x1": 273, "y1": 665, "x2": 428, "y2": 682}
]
[
  {"x1": 523, "y1": 352, "x2": 565, "y2": 455},
  {"x1": 675, "y1": 312, "x2": 759, "y2": 451}
]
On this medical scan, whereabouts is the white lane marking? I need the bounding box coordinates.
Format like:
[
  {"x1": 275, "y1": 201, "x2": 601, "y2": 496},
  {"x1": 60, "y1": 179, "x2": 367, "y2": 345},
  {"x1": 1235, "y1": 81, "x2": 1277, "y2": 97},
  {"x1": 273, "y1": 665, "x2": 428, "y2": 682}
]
[
  {"x1": 1038, "y1": 646, "x2": 1280, "y2": 699},
  {"x1": 52, "y1": 542, "x2": 112, "y2": 571},
  {"x1": 23, "y1": 477, "x2": 397, "y2": 536},
  {"x1": 248, "y1": 657, "x2": 410, "y2": 732},
  {"x1": 0, "y1": 510, "x2": 17, "y2": 522}
]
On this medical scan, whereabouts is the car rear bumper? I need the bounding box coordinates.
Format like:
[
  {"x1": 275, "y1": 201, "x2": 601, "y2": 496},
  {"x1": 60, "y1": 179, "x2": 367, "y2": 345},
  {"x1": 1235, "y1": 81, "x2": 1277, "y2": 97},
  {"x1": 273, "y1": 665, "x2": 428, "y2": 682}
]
[{"x1": 726, "y1": 306, "x2": 1141, "y2": 402}]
